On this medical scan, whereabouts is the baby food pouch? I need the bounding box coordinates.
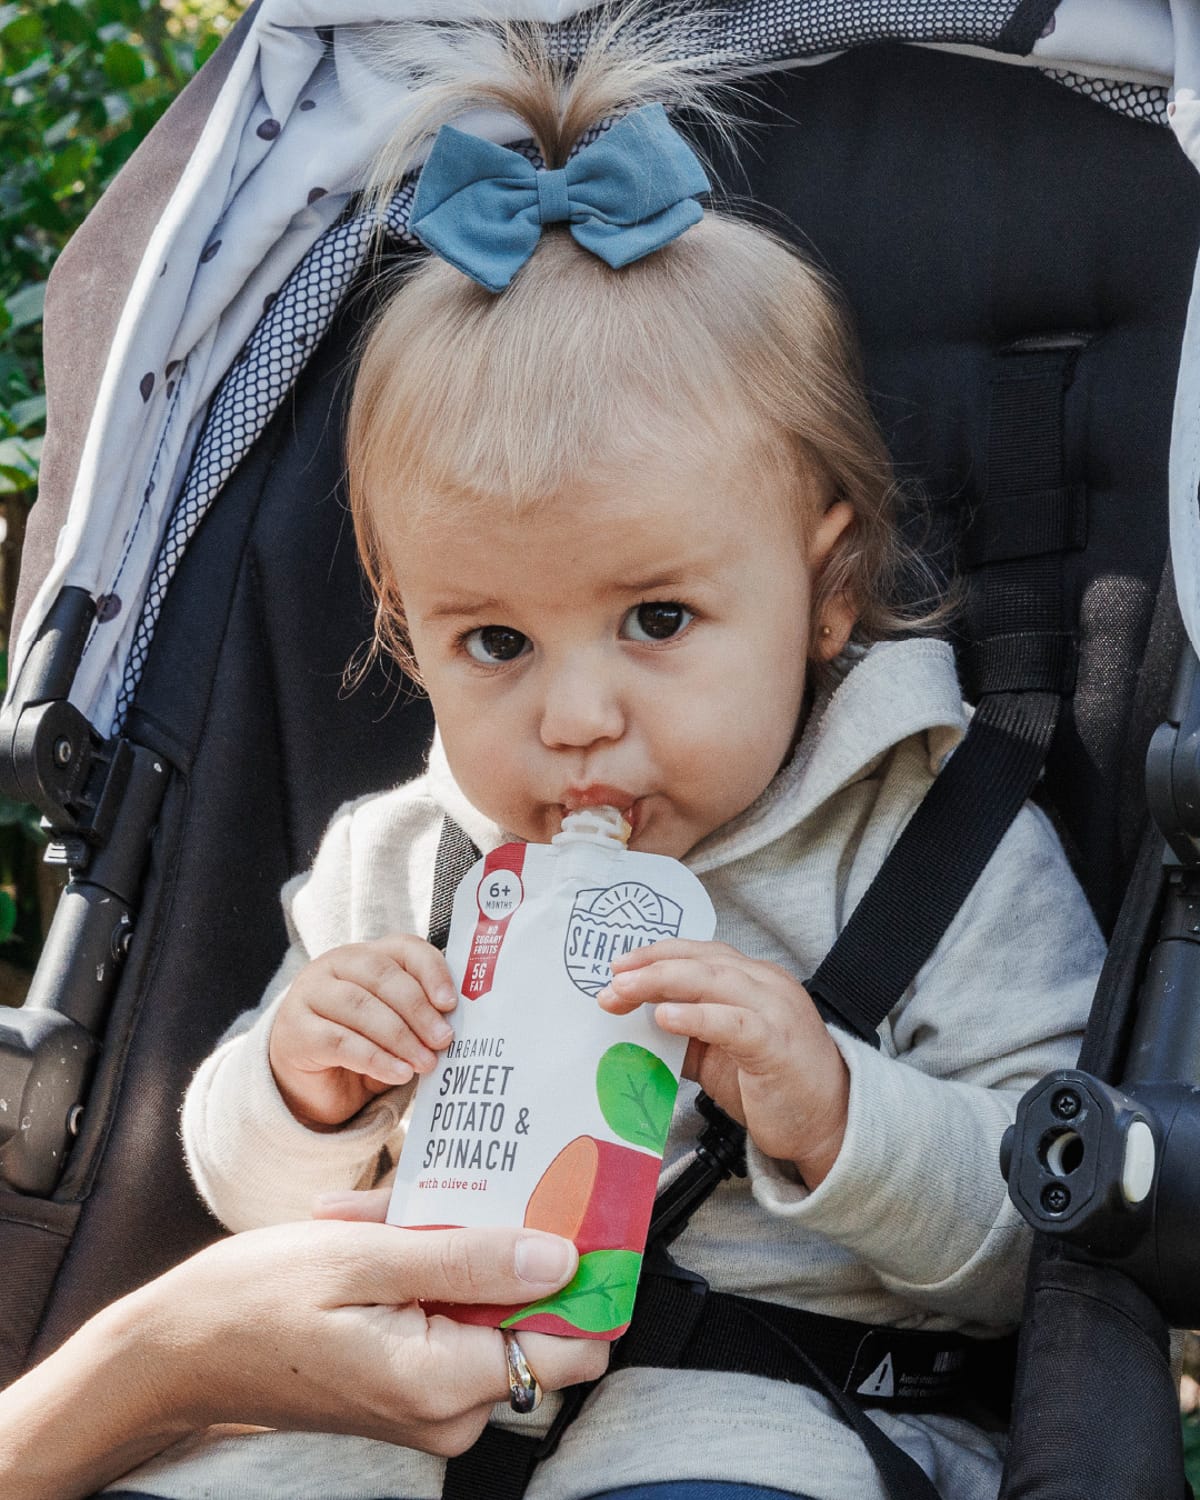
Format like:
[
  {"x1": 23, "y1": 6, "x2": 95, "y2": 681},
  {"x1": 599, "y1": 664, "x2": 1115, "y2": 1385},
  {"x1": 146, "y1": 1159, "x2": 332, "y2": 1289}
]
[{"x1": 387, "y1": 808, "x2": 715, "y2": 1339}]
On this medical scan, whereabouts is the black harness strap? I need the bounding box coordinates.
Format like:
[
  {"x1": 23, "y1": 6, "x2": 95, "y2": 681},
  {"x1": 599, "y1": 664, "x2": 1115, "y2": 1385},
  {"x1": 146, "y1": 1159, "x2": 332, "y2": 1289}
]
[
  {"x1": 807, "y1": 343, "x2": 1084, "y2": 1045},
  {"x1": 428, "y1": 815, "x2": 481, "y2": 953},
  {"x1": 442, "y1": 1266, "x2": 975, "y2": 1500},
  {"x1": 615, "y1": 1268, "x2": 1010, "y2": 1414},
  {"x1": 441, "y1": 1425, "x2": 543, "y2": 1500},
  {"x1": 805, "y1": 687, "x2": 1061, "y2": 1044}
]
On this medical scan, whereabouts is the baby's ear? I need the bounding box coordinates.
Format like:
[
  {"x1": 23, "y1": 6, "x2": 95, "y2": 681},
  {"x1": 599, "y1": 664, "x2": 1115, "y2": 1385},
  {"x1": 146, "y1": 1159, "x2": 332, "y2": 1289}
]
[
  {"x1": 809, "y1": 501, "x2": 859, "y2": 660},
  {"x1": 813, "y1": 595, "x2": 857, "y2": 661}
]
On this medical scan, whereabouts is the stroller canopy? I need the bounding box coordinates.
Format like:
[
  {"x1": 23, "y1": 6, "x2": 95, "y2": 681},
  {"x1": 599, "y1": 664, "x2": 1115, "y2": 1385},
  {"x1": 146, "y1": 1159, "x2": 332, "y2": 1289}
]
[{"x1": 12, "y1": 0, "x2": 1200, "y2": 738}]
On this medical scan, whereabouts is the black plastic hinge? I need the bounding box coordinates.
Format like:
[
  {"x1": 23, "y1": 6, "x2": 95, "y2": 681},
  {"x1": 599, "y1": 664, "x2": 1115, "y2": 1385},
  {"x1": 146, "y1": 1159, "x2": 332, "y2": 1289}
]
[
  {"x1": 0, "y1": 588, "x2": 128, "y2": 874},
  {"x1": 1146, "y1": 643, "x2": 1200, "y2": 867}
]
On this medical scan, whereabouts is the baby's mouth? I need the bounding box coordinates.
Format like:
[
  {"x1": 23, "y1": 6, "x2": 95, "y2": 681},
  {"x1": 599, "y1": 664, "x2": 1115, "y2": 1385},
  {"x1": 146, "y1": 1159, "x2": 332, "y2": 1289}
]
[{"x1": 558, "y1": 788, "x2": 643, "y2": 837}]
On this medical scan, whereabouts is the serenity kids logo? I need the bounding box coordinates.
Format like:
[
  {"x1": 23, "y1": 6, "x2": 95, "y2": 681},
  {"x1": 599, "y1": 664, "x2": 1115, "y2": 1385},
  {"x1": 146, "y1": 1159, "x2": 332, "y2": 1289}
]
[{"x1": 564, "y1": 882, "x2": 684, "y2": 996}]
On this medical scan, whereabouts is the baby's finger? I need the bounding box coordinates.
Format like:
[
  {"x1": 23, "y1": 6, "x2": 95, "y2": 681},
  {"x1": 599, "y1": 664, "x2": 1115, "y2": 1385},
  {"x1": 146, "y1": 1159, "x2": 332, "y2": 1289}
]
[
  {"x1": 655, "y1": 999, "x2": 772, "y2": 1071},
  {"x1": 370, "y1": 935, "x2": 459, "y2": 1013},
  {"x1": 599, "y1": 954, "x2": 760, "y2": 1016},
  {"x1": 326, "y1": 961, "x2": 453, "y2": 1062},
  {"x1": 302, "y1": 1014, "x2": 416, "y2": 1086},
  {"x1": 314, "y1": 979, "x2": 442, "y2": 1069},
  {"x1": 312, "y1": 1186, "x2": 393, "y2": 1221},
  {"x1": 608, "y1": 939, "x2": 742, "y2": 976}
]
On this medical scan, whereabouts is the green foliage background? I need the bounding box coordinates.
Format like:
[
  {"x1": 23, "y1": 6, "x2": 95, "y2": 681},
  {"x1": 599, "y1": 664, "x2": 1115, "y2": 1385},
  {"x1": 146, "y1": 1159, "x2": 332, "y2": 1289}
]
[{"x1": 0, "y1": 0, "x2": 242, "y2": 978}]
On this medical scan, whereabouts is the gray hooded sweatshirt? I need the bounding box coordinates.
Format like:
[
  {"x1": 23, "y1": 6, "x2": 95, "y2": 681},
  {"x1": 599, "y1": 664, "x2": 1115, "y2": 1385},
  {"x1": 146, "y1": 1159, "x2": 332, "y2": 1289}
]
[{"x1": 120, "y1": 639, "x2": 1102, "y2": 1500}]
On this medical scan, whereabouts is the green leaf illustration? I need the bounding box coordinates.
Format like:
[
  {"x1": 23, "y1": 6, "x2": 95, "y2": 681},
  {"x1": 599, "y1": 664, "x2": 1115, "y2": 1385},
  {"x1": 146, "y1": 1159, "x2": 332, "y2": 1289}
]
[
  {"x1": 596, "y1": 1042, "x2": 676, "y2": 1152},
  {"x1": 501, "y1": 1249, "x2": 642, "y2": 1334}
]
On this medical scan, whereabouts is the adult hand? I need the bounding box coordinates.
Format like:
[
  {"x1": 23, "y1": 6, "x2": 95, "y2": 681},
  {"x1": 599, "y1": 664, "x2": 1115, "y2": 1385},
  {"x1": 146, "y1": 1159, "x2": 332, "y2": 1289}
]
[
  {"x1": 311, "y1": 1187, "x2": 605, "y2": 1431},
  {"x1": 141, "y1": 1214, "x2": 607, "y2": 1446},
  {"x1": 0, "y1": 1211, "x2": 606, "y2": 1500}
]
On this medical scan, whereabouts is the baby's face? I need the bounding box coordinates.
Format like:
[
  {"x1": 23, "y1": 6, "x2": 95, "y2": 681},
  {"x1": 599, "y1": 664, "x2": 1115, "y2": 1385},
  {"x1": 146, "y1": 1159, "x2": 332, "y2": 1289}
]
[{"x1": 390, "y1": 452, "x2": 852, "y2": 859}]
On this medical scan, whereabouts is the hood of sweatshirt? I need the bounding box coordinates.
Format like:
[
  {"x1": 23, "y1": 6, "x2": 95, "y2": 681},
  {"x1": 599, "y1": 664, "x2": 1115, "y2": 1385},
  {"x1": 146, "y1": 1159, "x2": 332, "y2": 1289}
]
[{"x1": 423, "y1": 637, "x2": 968, "y2": 875}]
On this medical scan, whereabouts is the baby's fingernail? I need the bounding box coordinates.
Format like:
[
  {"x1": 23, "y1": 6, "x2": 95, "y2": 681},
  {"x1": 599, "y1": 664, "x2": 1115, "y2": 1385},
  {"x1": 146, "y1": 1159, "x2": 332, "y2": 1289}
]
[
  {"x1": 430, "y1": 1021, "x2": 454, "y2": 1046},
  {"x1": 515, "y1": 1234, "x2": 575, "y2": 1284},
  {"x1": 436, "y1": 985, "x2": 458, "y2": 1009}
]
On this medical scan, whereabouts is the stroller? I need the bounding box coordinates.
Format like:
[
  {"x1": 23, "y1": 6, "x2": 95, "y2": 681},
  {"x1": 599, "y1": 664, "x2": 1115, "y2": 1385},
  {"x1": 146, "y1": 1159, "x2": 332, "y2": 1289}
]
[{"x1": 3, "y1": 1, "x2": 1200, "y2": 1495}]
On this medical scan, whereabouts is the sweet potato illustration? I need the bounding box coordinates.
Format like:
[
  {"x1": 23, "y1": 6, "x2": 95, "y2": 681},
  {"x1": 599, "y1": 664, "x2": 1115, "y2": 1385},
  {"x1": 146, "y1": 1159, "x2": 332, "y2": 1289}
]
[{"x1": 523, "y1": 1134, "x2": 661, "y2": 1254}]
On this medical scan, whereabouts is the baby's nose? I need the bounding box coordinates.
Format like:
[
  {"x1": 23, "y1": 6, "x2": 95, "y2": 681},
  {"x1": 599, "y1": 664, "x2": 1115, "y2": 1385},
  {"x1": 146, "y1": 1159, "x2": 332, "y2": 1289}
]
[{"x1": 538, "y1": 667, "x2": 624, "y2": 748}]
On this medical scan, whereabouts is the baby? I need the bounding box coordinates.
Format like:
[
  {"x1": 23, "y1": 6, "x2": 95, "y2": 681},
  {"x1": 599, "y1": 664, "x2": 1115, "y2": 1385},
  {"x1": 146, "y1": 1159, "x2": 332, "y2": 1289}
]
[{"x1": 182, "y1": 16, "x2": 1104, "y2": 1500}]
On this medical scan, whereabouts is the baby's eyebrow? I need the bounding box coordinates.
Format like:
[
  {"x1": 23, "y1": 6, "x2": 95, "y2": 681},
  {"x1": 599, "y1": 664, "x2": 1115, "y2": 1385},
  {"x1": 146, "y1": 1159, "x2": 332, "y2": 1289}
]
[
  {"x1": 616, "y1": 566, "x2": 711, "y2": 595},
  {"x1": 424, "y1": 597, "x2": 506, "y2": 621}
]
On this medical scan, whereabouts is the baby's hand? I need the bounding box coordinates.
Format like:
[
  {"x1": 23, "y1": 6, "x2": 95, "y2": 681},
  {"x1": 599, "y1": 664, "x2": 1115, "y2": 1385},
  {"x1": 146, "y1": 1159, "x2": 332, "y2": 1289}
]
[
  {"x1": 597, "y1": 940, "x2": 849, "y2": 1188},
  {"x1": 269, "y1": 937, "x2": 458, "y2": 1128}
]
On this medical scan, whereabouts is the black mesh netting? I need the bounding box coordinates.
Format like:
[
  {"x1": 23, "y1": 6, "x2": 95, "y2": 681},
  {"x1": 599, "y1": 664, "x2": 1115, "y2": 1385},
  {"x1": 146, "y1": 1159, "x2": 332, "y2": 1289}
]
[{"x1": 1041, "y1": 68, "x2": 1170, "y2": 126}]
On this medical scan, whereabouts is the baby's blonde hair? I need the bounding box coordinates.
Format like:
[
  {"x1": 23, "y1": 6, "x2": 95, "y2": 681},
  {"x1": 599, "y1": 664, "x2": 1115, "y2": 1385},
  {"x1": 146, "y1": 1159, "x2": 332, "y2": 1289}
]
[{"x1": 346, "y1": 7, "x2": 942, "y2": 683}]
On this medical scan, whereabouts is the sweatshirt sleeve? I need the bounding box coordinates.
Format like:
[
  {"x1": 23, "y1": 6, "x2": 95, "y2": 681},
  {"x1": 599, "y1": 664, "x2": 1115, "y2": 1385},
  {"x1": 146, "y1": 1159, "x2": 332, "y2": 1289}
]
[
  {"x1": 746, "y1": 800, "x2": 1103, "y2": 1328},
  {"x1": 181, "y1": 795, "x2": 428, "y2": 1231}
]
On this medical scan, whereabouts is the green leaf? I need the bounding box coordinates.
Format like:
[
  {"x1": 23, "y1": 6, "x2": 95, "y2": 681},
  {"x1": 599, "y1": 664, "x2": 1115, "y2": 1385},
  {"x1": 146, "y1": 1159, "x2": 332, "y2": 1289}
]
[
  {"x1": 5, "y1": 57, "x2": 51, "y2": 90},
  {"x1": 97, "y1": 0, "x2": 145, "y2": 27},
  {"x1": 0, "y1": 434, "x2": 41, "y2": 465},
  {"x1": 48, "y1": 140, "x2": 91, "y2": 192},
  {"x1": 501, "y1": 1250, "x2": 642, "y2": 1334},
  {"x1": 5, "y1": 282, "x2": 44, "y2": 331},
  {"x1": 0, "y1": 432, "x2": 41, "y2": 491},
  {"x1": 9, "y1": 394, "x2": 45, "y2": 432},
  {"x1": 0, "y1": 891, "x2": 16, "y2": 945},
  {"x1": 0, "y1": 12, "x2": 43, "y2": 50},
  {"x1": 43, "y1": 4, "x2": 94, "y2": 46},
  {"x1": 43, "y1": 110, "x2": 79, "y2": 148},
  {"x1": 156, "y1": 35, "x2": 184, "y2": 83},
  {"x1": 196, "y1": 32, "x2": 221, "y2": 68},
  {"x1": 596, "y1": 1042, "x2": 677, "y2": 1153},
  {"x1": 101, "y1": 90, "x2": 131, "y2": 127},
  {"x1": 102, "y1": 39, "x2": 145, "y2": 87}
]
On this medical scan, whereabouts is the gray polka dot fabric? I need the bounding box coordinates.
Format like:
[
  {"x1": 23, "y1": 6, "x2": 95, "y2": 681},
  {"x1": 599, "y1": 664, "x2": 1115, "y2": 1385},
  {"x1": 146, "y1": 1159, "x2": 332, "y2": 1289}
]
[{"x1": 114, "y1": 186, "x2": 418, "y2": 725}]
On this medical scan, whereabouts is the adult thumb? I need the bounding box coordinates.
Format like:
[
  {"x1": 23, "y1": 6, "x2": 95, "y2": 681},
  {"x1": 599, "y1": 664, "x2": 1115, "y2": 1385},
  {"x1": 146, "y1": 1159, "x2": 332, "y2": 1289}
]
[{"x1": 325, "y1": 1221, "x2": 578, "y2": 1307}]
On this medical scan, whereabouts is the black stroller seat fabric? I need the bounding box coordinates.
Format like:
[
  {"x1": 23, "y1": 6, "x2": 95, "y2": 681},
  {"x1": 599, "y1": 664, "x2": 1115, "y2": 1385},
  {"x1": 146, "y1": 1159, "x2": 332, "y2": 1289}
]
[{"x1": 3, "y1": 28, "x2": 1200, "y2": 1498}]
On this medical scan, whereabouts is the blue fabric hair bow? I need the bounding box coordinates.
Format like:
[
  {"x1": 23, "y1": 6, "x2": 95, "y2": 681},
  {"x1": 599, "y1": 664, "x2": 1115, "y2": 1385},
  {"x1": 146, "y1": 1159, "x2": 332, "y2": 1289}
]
[{"x1": 410, "y1": 103, "x2": 711, "y2": 293}]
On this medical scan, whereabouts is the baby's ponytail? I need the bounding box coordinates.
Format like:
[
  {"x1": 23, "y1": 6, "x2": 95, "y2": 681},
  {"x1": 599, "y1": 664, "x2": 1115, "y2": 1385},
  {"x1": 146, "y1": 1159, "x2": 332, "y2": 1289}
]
[{"x1": 361, "y1": 6, "x2": 734, "y2": 217}]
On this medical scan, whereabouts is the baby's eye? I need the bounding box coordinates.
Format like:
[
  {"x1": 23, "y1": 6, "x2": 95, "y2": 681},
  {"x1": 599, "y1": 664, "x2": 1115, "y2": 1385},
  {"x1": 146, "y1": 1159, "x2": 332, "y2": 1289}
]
[
  {"x1": 463, "y1": 626, "x2": 529, "y2": 663},
  {"x1": 621, "y1": 602, "x2": 694, "y2": 643}
]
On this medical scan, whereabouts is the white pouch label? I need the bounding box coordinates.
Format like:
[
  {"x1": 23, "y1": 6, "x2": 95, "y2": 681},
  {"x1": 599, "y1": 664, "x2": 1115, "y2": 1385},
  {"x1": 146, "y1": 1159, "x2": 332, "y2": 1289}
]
[{"x1": 388, "y1": 826, "x2": 715, "y2": 1339}]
